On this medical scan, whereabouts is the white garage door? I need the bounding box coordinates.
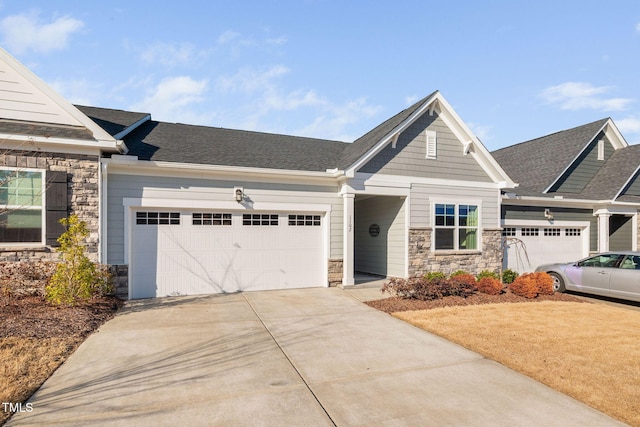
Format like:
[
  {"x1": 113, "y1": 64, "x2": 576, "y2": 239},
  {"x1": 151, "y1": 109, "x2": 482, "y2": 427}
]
[
  {"x1": 503, "y1": 226, "x2": 587, "y2": 272},
  {"x1": 130, "y1": 211, "x2": 325, "y2": 298}
]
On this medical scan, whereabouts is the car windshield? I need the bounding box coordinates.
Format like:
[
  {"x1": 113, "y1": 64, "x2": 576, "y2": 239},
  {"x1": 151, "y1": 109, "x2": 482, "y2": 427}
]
[{"x1": 577, "y1": 254, "x2": 623, "y2": 268}]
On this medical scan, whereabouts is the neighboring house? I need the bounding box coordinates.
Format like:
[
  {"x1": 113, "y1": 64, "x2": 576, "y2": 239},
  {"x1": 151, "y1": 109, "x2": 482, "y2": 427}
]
[
  {"x1": 493, "y1": 118, "x2": 640, "y2": 272},
  {"x1": 0, "y1": 48, "x2": 514, "y2": 299}
]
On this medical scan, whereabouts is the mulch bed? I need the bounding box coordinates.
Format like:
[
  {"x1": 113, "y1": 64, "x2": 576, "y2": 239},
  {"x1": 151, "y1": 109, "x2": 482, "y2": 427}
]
[
  {"x1": 365, "y1": 290, "x2": 586, "y2": 313},
  {"x1": 0, "y1": 295, "x2": 123, "y2": 339}
]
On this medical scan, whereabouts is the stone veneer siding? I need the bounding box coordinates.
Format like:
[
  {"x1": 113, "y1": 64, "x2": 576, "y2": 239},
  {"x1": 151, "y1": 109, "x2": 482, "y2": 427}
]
[
  {"x1": 328, "y1": 258, "x2": 343, "y2": 287},
  {"x1": 408, "y1": 227, "x2": 502, "y2": 276},
  {"x1": 0, "y1": 150, "x2": 100, "y2": 262}
]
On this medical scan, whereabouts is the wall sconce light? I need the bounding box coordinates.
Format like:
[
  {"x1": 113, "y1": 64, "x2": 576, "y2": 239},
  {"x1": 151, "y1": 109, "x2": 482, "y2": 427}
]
[
  {"x1": 234, "y1": 187, "x2": 244, "y2": 203},
  {"x1": 544, "y1": 208, "x2": 553, "y2": 220}
]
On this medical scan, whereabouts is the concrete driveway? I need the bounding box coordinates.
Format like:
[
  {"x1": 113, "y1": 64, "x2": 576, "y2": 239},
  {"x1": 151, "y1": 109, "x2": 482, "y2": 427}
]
[{"x1": 9, "y1": 288, "x2": 625, "y2": 426}]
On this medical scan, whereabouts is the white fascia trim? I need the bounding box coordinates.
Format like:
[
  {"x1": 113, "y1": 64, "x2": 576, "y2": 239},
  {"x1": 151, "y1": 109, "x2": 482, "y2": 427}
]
[
  {"x1": 103, "y1": 157, "x2": 341, "y2": 182},
  {"x1": 123, "y1": 197, "x2": 332, "y2": 213},
  {"x1": 0, "y1": 49, "x2": 116, "y2": 143},
  {"x1": 345, "y1": 92, "x2": 440, "y2": 176},
  {"x1": 613, "y1": 165, "x2": 640, "y2": 201},
  {"x1": 503, "y1": 194, "x2": 640, "y2": 209},
  {"x1": 593, "y1": 207, "x2": 638, "y2": 216},
  {"x1": 434, "y1": 96, "x2": 515, "y2": 187},
  {"x1": 543, "y1": 119, "x2": 626, "y2": 194},
  {"x1": 355, "y1": 172, "x2": 503, "y2": 190},
  {"x1": 113, "y1": 114, "x2": 152, "y2": 140}
]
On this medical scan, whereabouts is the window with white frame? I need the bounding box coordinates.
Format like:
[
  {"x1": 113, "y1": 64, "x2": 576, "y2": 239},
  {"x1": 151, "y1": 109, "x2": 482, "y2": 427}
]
[
  {"x1": 425, "y1": 130, "x2": 437, "y2": 159},
  {"x1": 502, "y1": 227, "x2": 516, "y2": 236},
  {"x1": 434, "y1": 203, "x2": 478, "y2": 250},
  {"x1": 0, "y1": 168, "x2": 44, "y2": 243}
]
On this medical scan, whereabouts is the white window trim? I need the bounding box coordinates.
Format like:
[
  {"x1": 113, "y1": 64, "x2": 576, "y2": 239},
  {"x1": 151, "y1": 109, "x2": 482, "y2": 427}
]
[
  {"x1": 0, "y1": 166, "x2": 46, "y2": 247},
  {"x1": 425, "y1": 130, "x2": 437, "y2": 159},
  {"x1": 430, "y1": 199, "x2": 483, "y2": 252}
]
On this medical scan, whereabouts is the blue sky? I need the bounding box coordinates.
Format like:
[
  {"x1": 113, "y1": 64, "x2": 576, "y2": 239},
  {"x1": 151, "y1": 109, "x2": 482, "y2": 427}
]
[{"x1": 2, "y1": 1, "x2": 640, "y2": 150}]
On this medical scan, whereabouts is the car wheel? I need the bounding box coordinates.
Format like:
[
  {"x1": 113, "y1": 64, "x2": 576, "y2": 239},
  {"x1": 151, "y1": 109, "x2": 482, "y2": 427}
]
[{"x1": 548, "y1": 272, "x2": 565, "y2": 293}]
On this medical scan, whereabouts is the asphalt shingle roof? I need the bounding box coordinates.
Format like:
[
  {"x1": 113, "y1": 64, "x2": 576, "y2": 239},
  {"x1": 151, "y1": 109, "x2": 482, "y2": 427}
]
[
  {"x1": 123, "y1": 120, "x2": 348, "y2": 172},
  {"x1": 492, "y1": 119, "x2": 609, "y2": 196},
  {"x1": 0, "y1": 119, "x2": 94, "y2": 140},
  {"x1": 82, "y1": 94, "x2": 439, "y2": 173},
  {"x1": 75, "y1": 105, "x2": 149, "y2": 137}
]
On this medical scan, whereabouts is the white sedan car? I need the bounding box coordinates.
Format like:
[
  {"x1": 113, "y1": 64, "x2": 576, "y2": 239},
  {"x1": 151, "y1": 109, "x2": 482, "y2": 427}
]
[{"x1": 535, "y1": 252, "x2": 640, "y2": 302}]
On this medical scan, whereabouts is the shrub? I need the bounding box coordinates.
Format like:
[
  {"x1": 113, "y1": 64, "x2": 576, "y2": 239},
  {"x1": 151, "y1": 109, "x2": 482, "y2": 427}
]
[
  {"x1": 45, "y1": 215, "x2": 112, "y2": 306},
  {"x1": 449, "y1": 273, "x2": 477, "y2": 286},
  {"x1": 382, "y1": 276, "x2": 476, "y2": 301},
  {"x1": 424, "y1": 271, "x2": 446, "y2": 281},
  {"x1": 508, "y1": 272, "x2": 554, "y2": 298},
  {"x1": 476, "y1": 277, "x2": 503, "y2": 295},
  {"x1": 501, "y1": 268, "x2": 519, "y2": 284},
  {"x1": 476, "y1": 270, "x2": 499, "y2": 281},
  {"x1": 449, "y1": 270, "x2": 469, "y2": 278}
]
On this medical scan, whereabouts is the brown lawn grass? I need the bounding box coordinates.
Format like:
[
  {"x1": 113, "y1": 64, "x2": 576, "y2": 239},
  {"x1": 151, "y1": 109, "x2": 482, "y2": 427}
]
[
  {"x1": 0, "y1": 337, "x2": 82, "y2": 425},
  {"x1": 393, "y1": 301, "x2": 640, "y2": 427}
]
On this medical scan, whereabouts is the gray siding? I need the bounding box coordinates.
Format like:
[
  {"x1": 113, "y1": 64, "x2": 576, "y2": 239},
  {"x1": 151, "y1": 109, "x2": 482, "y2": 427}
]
[
  {"x1": 106, "y1": 173, "x2": 343, "y2": 264},
  {"x1": 354, "y1": 196, "x2": 405, "y2": 277},
  {"x1": 622, "y1": 172, "x2": 640, "y2": 196},
  {"x1": 501, "y1": 205, "x2": 597, "y2": 252},
  {"x1": 410, "y1": 184, "x2": 500, "y2": 228},
  {"x1": 551, "y1": 133, "x2": 614, "y2": 193},
  {"x1": 358, "y1": 113, "x2": 492, "y2": 182},
  {"x1": 609, "y1": 215, "x2": 632, "y2": 251}
]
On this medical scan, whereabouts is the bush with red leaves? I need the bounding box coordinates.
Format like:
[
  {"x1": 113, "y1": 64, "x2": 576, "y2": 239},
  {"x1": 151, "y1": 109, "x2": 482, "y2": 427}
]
[
  {"x1": 508, "y1": 272, "x2": 554, "y2": 298},
  {"x1": 477, "y1": 277, "x2": 503, "y2": 295}
]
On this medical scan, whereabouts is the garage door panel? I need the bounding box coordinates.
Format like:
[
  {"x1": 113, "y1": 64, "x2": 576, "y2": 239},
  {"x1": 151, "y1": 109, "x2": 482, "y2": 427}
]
[
  {"x1": 131, "y1": 211, "x2": 325, "y2": 298},
  {"x1": 504, "y1": 226, "x2": 586, "y2": 272}
]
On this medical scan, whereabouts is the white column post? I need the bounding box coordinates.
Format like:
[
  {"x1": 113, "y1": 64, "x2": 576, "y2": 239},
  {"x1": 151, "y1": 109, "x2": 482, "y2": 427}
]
[
  {"x1": 597, "y1": 213, "x2": 611, "y2": 253},
  {"x1": 342, "y1": 193, "x2": 355, "y2": 287}
]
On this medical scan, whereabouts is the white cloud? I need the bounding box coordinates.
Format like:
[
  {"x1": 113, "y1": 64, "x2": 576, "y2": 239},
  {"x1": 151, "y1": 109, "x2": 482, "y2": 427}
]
[
  {"x1": 297, "y1": 97, "x2": 382, "y2": 141},
  {"x1": 131, "y1": 76, "x2": 210, "y2": 124},
  {"x1": 140, "y1": 42, "x2": 202, "y2": 67},
  {"x1": 216, "y1": 65, "x2": 290, "y2": 93},
  {"x1": 404, "y1": 95, "x2": 419, "y2": 105},
  {"x1": 468, "y1": 123, "x2": 493, "y2": 143},
  {"x1": 0, "y1": 12, "x2": 84, "y2": 54},
  {"x1": 540, "y1": 82, "x2": 632, "y2": 111},
  {"x1": 266, "y1": 36, "x2": 287, "y2": 46},
  {"x1": 636, "y1": 22, "x2": 640, "y2": 32},
  {"x1": 49, "y1": 78, "x2": 100, "y2": 106}
]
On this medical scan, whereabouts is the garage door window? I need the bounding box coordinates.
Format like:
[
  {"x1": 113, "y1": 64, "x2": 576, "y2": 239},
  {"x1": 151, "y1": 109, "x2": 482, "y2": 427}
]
[
  {"x1": 543, "y1": 228, "x2": 560, "y2": 236},
  {"x1": 193, "y1": 213, "x2": 231, "y2": 225},
  {"x1": 136, "y1": 212, "x2": 180, "y2": 225},
  {"x1": 565, "y1": 228, "x2": 581, "y2": 236},
  {"x1": 521, "y1": 228, "x2": 539, "y2": 236},
  {"x1": 288, "y1": 215, "x2": 321, "y2": 226},
  {"x1": 243, "y1": 213, "x2": 278, "y2": 226}
]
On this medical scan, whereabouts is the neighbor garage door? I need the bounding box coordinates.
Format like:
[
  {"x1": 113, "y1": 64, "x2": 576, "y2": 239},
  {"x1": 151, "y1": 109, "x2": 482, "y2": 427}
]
[
  {"x1": 130, "y1": 211, "x2": 325, "y2": 298},
  {"x1": 503, "y1": 226, "x2": 587, "y2": 272}
]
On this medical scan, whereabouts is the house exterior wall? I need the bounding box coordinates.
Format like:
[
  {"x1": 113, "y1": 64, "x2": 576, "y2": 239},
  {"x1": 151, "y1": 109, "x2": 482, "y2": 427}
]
[
  {"x1": 609, "y1": 214, "x2": 633, "y2": 251},
  {"x1": 354, "y1": 196, "x2": 405, "y2": 277},
  {"x1": 501, "y1": 205, "x2": 597, "y2": 252},
  {"x1": 0, "y1": 150, "x2": 100, "y2": 262},
  {"x1": 550, "y1": 133, "x2": 614, "y2": 194},
  {"x1": 410, "y1": 183, "x2": 500, "y2": 228},
  {"x1": 622, "y1": 173, "x2": 640, "y2": 196},
  {"x1": 408, "y1": 228, "x2": 502, "y2": 276},
  {"x1": 106, "y1": 173, "x2": 343, "y2": 264},
  {"x1": 357, "y1": 113, "x2": 493, "y2": 182}
]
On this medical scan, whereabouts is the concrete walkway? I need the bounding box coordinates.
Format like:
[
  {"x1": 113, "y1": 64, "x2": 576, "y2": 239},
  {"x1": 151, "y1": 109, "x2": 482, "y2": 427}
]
[{"x1": 9, "y1": 288, "x2": 625, "y2": 426}]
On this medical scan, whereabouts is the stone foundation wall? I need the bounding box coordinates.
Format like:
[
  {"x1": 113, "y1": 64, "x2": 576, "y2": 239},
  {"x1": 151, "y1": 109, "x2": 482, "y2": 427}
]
[
  {"x1": 0, "y1": 150, "x2": 100, "y2": 262},
  {"x1": 408, "y1": 227, "x2": 502, "y2": 276},
  {"x1": 109, "y1": 264, "x2": 128, "y2": 299},
  {"x1": 328, "y1": 258, "x2": 343, "y2": 287}
]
